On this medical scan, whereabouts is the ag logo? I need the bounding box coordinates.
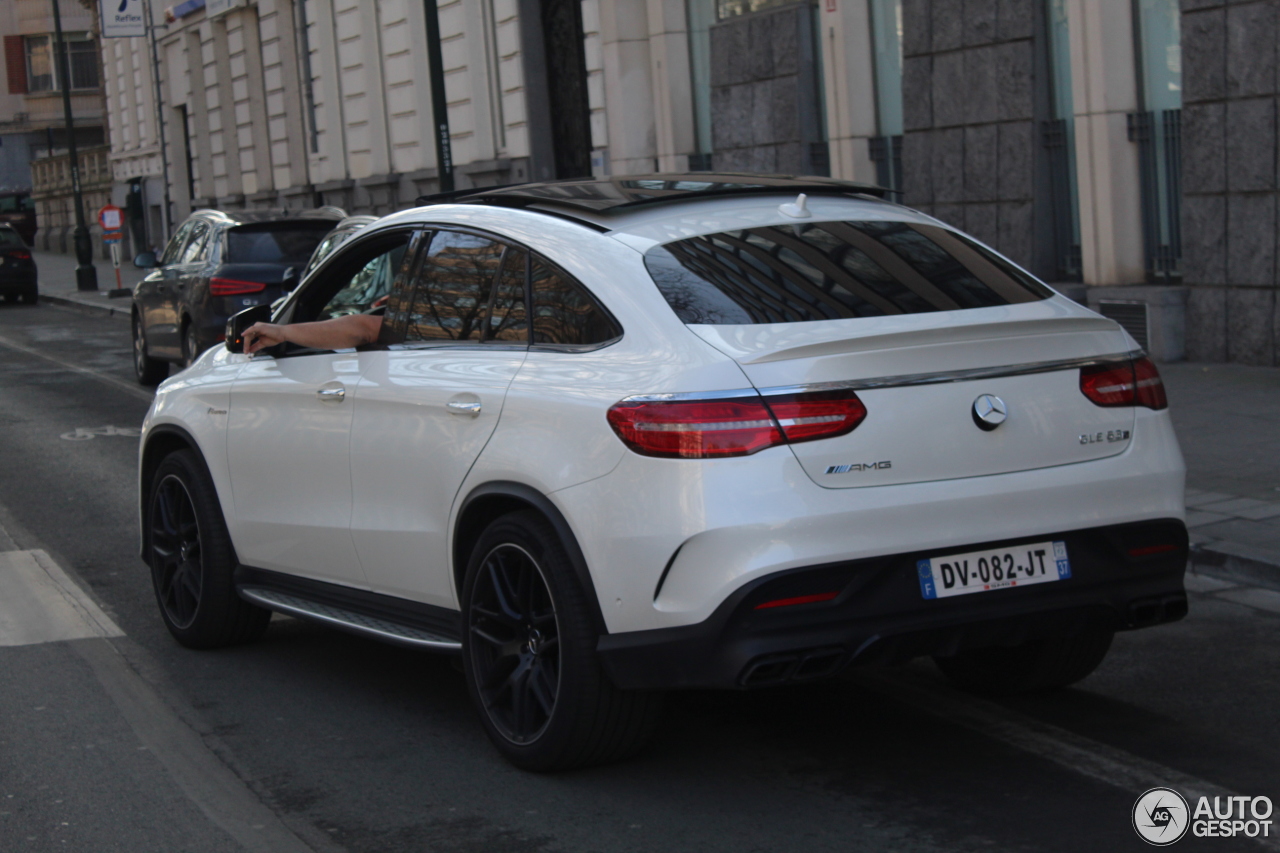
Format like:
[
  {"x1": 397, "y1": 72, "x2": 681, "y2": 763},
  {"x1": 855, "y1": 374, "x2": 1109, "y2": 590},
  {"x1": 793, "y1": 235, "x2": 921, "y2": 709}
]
[{"x1": 1133, "y1": 787, "x2": 1190, "y2": 845}]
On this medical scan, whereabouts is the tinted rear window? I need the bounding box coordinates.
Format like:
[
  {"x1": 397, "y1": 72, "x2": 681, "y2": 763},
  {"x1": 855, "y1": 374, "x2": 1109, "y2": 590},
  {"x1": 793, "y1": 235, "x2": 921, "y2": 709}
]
[
  {"x1": 644, "y1": 221, "x2": 1053, "y2": 325},
  {"x1": 0, "y1": 229, "x2": 25, "y2": 249},
  {"x1": 226, "y1": 223, "x2": 334, "y2": 264}
]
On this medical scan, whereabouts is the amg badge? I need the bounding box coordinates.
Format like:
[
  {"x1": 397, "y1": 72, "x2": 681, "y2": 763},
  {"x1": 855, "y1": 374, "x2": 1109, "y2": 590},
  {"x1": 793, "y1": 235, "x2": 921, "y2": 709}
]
[{"x1": 826, "y1": 461, "x2": 892, "y2": 474}]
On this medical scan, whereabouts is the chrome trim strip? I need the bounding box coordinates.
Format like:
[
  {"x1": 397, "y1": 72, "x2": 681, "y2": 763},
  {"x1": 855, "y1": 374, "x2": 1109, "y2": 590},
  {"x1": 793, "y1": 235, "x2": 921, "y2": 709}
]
[
  {"x1": 239, "y1": 587, "x2": 462, "y2": 652},
  {"x1": 756, "y1": 350, "x2": 1143, "y2": 396},
  {"x1": 620, "y1": 387, "x2": 759, "y2": 403},
  {"x1": 617, "y1": 351, "x2": 1143, "y2": 403}
]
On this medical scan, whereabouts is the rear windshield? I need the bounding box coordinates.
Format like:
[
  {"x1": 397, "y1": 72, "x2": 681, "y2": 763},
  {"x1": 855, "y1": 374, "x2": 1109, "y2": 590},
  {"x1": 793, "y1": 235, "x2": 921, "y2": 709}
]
[
  {"x1": 226, "y1": 222, "x2": 334, "y2": 265},
  {"x1": 0, "y1": 229, "x2": 25, "y2": 249},
  {"x1": 643, "y1": 220, "x2": 1053, "y2": 325}
]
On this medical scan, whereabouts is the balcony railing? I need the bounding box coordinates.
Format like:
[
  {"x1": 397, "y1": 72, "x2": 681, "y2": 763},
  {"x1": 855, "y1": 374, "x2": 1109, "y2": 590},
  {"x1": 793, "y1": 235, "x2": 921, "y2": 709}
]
[{"x1": 31, "y1": 145, "x2": 113, "y2": 198}]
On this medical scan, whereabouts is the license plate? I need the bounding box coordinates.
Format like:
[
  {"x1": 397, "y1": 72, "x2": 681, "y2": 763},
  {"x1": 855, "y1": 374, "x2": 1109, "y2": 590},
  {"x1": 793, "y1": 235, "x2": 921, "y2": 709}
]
[{"x1": 917, "y1": 540, "x2": 1071, "y2": 600}]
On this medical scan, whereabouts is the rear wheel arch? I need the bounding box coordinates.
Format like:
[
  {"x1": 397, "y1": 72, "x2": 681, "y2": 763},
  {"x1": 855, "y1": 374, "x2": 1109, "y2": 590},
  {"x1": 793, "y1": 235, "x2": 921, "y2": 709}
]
[{"x1": 454, "y1": 482, "x2": 606, "y2": 634}]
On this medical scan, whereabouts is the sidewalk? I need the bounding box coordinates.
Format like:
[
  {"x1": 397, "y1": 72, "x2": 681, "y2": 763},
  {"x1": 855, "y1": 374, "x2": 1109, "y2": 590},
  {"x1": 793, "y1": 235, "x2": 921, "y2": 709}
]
[
  {"x1": 32, "y1": 248, "x2": 146, "y2": 320},
  {"x1": 26, "y1": 249, "x2": 1280, "y2": 588}
]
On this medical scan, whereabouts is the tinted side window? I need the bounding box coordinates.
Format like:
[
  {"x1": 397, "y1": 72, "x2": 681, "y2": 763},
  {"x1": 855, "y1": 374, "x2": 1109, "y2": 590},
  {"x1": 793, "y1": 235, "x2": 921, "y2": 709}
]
[
  {"x1": 486, "y1": 248, "x2": 528, "y2": 343},
  {"x1": 530, "y1": 257, "x2": 618, "y2": 346},
  {"x1": 403, "y1": 231, "x2": 506, "y2": 343},
  {"x1": 179, "y1": 221, "x2": 211, "y2": 264},
  {"x1": 160, "y1": 221, "x2": 195, "y2": 266}
]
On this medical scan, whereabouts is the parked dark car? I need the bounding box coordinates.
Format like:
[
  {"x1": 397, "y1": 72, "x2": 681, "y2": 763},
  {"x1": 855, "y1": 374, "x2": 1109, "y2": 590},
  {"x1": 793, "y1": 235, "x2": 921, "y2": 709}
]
[
  {"x1": 131, "y1": 208, "x2": 342, "y2": 385},
  {"x1": 0, "y1": 225, "x2": 37, "y2": 305}
]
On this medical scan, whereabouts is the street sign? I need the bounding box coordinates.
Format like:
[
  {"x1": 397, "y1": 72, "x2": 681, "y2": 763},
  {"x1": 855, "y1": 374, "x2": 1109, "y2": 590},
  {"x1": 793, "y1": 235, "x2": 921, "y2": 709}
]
[
  {"x1": 98, "y1": 204, "x2": 124, "y2": 231},
  {"x1": 103, "y1": 230, "x2": 124, "y2": 244},
  {"x1": 101, "y1": 0, "x2": 147, "y2": 38}
]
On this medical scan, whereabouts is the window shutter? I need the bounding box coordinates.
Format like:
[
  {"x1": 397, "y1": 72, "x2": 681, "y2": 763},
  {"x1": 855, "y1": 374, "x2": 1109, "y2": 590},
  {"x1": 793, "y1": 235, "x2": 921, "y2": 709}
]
[{"x1": 4, "y1": 36, "x2": 27, "y2": 95}]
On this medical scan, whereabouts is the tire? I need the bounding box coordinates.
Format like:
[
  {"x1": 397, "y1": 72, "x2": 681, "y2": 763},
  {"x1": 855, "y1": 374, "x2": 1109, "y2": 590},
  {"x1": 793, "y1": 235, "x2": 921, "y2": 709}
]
[
  {"x1": 933, "y1": 626, "x2": 1115, "y2": 696},
  {"x1": 21, "y1": 288, "x2": 37, "y2": 305},
  {"x1": 183, "y1": 323, "x2": 201, "y2": 368},
  {"x1": 145, "y1": 449, "x2": 270, "y2": 649},
  {"x1": 133, "y1": 313, "x2": 169, "y2": 386},
  {"x1": 462, "y1": 510, "x2": 663, "y2": 771}
]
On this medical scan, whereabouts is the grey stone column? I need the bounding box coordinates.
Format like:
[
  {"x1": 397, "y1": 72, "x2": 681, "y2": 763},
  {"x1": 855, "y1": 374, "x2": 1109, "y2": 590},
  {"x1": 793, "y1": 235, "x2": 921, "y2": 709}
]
[
  {"x1": 1180, "y1": 0, "x2": 1279, "y2": 366},
  {"x1": 899, "y1": 0, "x2": 1043, "y2": 276}
]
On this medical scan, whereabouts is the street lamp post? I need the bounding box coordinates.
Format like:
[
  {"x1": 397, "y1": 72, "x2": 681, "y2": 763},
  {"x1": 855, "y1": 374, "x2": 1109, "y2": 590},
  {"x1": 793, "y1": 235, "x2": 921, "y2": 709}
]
[{"x1": 51, "y1": 0, "x2": 97, "y2": 291}]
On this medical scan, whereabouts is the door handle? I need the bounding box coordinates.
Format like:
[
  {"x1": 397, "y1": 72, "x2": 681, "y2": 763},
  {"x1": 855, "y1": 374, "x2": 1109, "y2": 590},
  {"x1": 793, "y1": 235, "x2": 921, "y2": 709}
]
[
  {"x1": 317, "y1": 385, "x2": 346, "y2": 402},
  {"x1": 446, "y1": 399, "x2": 482, "y2": 416}
]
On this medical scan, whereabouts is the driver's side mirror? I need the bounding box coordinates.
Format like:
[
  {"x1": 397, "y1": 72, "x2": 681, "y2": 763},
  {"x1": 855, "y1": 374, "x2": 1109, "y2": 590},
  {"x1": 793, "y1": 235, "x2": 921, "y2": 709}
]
[
  {"x1": 225, "y1": 304, "x2": 273, "y2": 354},
  {"x1": 133, "y1": 251, "x2": 158, "y2": 269}
]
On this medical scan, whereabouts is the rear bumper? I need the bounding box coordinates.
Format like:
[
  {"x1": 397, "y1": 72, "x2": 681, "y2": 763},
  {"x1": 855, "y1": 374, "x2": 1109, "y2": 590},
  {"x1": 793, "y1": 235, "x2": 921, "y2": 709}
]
[
  {"x1": 596, "y1": 519, "x2": 1188, "y2": 690},
  {"x1": 0, "y1": 271, "x2": 37, "y2": 292}
]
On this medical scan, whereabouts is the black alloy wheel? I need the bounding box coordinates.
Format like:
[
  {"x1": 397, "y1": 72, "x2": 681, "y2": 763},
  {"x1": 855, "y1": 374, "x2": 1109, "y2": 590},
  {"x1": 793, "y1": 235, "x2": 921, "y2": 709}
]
[
  {"x1": 150, "y1": 473, "x2": 204, "y2": 630},
  {"x1": 462, "y1": 511, "x2": 662, "y2": 771},
  {"x1": 133, "y1": 313, "x2": 168, "y2": 385},
  {"x1": 146, "y1": 450, "x2": 270, "y2": 648},
  {"x1": 468, "y1": 542, "x2": 562, "y2": 745}
]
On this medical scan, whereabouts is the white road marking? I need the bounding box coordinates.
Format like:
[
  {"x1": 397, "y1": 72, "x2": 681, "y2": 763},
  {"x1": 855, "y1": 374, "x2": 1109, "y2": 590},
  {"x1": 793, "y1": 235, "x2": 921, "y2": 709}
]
[
  {"x1": 860, "y1": 670, "x2": 1280, "y2": 851},
  {"x1": 60, "y1": 424, "x2": 143, "y2": 441},
  {"x1": 0, "y1": 331, "x2": 154, "y2": 403},
  {"x1": 0, "y1": 549, "x2": 123, "y2": 646}
]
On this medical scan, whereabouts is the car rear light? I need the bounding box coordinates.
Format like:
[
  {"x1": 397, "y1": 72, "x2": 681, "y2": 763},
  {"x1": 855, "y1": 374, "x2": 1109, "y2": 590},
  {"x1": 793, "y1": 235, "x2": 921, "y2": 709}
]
[
  {"x1": 1132, "y1": 356, "x2": 1168, "y2": 409},
  {"x1": 753, "y1": 591, "x2": 841, "y2": 610},
  {"x1": 606, "y1": 396, "x2": 783, "y2": 458},
  {"x1": 4, "y1": 250, "x2": 31, "y2": 260},
  {"x1": 1079, "y1": 357, "x2": 1167, "y2": 410},
  {"x1": 761, "y1": 389, "x2": 867, "y2": 443},
  {"x1": 606, "y1": 389, "x2": 867, "y2": 459},
  {"x1": 210, "y1": 277, "x2": 267, "y2": 296}
]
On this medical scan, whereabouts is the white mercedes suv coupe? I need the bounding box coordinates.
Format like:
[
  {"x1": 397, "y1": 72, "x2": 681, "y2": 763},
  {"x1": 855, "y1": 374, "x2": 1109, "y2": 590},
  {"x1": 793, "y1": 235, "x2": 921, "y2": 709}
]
[{"x1": 138, "y1": 175, "x2": 1188, "y2": 771}]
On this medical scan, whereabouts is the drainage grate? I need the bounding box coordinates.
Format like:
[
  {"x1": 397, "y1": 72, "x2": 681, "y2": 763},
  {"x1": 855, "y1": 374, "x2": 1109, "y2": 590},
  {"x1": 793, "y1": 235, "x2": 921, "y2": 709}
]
[{"x1": 1097, "y1": 300, "x2": 1149, "y2": 350}]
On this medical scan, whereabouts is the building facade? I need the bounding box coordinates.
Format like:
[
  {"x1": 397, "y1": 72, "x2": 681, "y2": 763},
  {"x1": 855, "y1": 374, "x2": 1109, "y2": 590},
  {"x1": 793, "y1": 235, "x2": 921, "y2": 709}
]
[
  {"x1": 96, "y1": 0, "x2": 1275, "y2": 364},
  {"x1": 2, "y1": 0, "x2": 109, "y2": 252}
]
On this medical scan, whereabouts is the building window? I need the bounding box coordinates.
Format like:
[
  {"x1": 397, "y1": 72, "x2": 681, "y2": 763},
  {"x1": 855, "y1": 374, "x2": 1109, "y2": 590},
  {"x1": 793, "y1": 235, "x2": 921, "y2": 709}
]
[
  {"x1": 868, "y1": 0, "x2": 903, "y2": 194},
  {"x1": 24, "y1": 33, "x2": 99, "y2": 93},
  {"x1": 686, "y1": 0, "x2": 715, "y2": 169},
  {"x1": 716, "y1": 0, "x2": 799, "y2": 18},
  {"x1": 1131, "y1": 0, "x2": 1182, "y2": 282},
  {"x1": 1043, "y1": 0, "x2": 1082, "y2": 281}
]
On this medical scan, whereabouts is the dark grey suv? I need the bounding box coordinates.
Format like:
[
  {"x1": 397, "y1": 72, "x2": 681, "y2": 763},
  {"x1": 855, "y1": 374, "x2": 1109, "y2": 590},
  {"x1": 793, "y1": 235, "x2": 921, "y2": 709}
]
[{"x1": 131, "y1": 208, "x2": 341, "y2": 384}]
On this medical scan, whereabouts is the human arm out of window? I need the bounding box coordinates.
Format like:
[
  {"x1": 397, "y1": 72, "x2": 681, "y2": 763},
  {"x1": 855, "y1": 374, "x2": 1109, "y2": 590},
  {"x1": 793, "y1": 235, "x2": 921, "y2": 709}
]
[{"x1": 243, "y1": 314, "x2": 382, "y2": 354}]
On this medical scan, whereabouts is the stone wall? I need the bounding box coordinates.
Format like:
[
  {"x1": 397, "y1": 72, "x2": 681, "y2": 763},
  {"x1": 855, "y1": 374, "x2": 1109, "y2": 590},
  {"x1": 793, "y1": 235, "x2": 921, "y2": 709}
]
[
  {"x1": 1181, "y1": 0, "x2": 1279, "y2": 365},
  {"x1": 709, "y1": 3, "x2": 825, "y2": 174},
  {"x1": 899, "y1": 0, "x2": 1042, "y2": 274}
]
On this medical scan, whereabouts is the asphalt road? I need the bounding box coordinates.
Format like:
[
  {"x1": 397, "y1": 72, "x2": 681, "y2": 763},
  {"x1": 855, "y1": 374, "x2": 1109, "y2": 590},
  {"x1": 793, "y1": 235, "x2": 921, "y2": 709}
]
[{"x1": 0, "y1": 300, "x2": 1277, "y2": 853}]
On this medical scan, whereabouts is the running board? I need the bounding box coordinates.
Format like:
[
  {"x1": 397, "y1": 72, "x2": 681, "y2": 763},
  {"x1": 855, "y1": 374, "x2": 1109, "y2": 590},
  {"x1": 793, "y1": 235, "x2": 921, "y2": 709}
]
[{"x1": 240, "y1": 586, "x2": 462, "y2": 652}]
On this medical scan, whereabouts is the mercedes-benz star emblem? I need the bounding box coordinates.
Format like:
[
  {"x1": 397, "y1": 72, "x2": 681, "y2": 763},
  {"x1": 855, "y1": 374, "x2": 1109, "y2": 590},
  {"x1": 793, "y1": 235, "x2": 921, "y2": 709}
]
[{"x1": 972, "y1": 394, "x2": 1008, "y2": 431}]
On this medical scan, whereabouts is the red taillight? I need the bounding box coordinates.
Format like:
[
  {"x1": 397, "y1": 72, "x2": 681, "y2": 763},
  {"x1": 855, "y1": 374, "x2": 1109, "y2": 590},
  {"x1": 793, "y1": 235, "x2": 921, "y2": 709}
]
[
  {"x1": 606, "y1": 396, "x2": 783, "y2": 458},
  {"x1": 5, "y1": 250, "x2": 31, "y2": 260},
  {"x1": 754, "y1": 591, "x2": 841, "y2": 610},
  {"x1": 210, "y1": 277, "x2": 267, "y2": 296},
  {"x1": 606, "y1": 389, "x2": 866, "y2": 459},
  {"x1": 1079, "y1": 357, "x2": 1167, "y2": 410},
  {"x1": 1132, "y1": 356, "x2": 1168, "y2": 409},
  {"x1": 762, "y1": 390, "x2": 868, "y2": 442}
]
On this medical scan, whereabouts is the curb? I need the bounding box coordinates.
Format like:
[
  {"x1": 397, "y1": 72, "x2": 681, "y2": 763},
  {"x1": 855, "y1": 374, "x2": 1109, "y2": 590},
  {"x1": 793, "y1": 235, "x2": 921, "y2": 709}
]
[
  {"x1": 39, "y1": 292, "x2": 133, "y2": 320},
  {"x1": 1189, "y1": 540, "x2": 1280, "y2": 592}
]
